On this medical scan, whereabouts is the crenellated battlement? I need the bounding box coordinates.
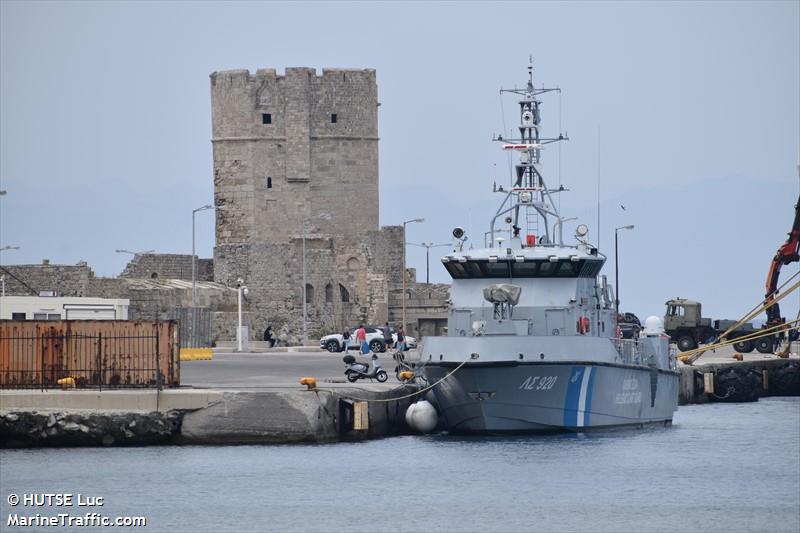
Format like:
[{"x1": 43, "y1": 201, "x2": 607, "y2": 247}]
[{"x1": 210, "y1": 67, "x2": 376, "y2": 84}]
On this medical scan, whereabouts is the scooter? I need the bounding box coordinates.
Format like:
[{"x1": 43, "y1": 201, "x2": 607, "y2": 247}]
[{"x1": 343, "y1": 353, "x2": 388, "y2": 383}]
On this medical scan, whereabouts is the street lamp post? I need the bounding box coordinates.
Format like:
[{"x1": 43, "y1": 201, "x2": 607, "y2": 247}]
[
  {"x1": 236, "y1": 278, "x2": 248, "y2": 352},
  {"x1": 401, "y1": 218, "x2": 425, "y2": 334},
  {"x1": 191, "y1": 204, "x2": 215, "y2": 347},
  {"x1": 115, "y1": 249, "x2": 155, "y2": 256},
  {"x1": 302, "y1": 213, "x2": 332, "y2": 345},
  {"x1": 0, "y1": 191, "x2": 12, "y2": 297},
  {"x1": 0, "y1": 246, "x2": 20, "y2": 297},
  {"x1": 614, "y1": 225, "x2": 635, "y2": 321},
  {"x1": 406, "y1": 242, "x2": 449, "y2": 285}
]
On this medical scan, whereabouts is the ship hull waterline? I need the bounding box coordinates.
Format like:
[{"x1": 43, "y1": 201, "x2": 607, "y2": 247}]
[{"x1": 423, "y1": 361, "x2": 679, "y2": 434}]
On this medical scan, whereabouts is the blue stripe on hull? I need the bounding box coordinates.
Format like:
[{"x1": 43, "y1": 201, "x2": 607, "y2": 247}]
[
  {"x1": 585, "y1": 367, "x2": 596, "y2": 426},
  {"x1": 562, "y1": 367, "x2": 585, "y2": 427}
]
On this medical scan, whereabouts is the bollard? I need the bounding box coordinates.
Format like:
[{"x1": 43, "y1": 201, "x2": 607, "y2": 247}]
[
  {"x1": 703, "y1": 373, "x2": 715, "y2": 395},
  {"x1": 762, "y1": 370, "x2": 769, "y2": 391},
  {"x1": 353, "y1": 401, "x2": 369, "y2": 431},
  {"x1": 338, "y1": 399, "x2": 370, "y2": 435},
  {"x1": 299, "y1": 377, "x2": 317, "y2": 390}
]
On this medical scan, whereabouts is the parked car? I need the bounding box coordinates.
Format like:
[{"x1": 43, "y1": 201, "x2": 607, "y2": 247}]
[
  {"x1": 365, "y1": 325, "x2": 418, "y2": 350},
  {"x1": 319, "y1": 326, "x2": 417, "y2": 353},
  {"x1": 617, "y1": 312, "x2": 642, "y2": 339}
]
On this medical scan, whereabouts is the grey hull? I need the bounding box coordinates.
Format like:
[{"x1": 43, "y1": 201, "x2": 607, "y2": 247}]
[{"x1": 423, "y1": 362, "x2": 679, "y2": 433}]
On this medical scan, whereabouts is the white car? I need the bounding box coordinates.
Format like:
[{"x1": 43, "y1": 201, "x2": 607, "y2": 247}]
[{"x1": 319, "y1": 326, "x2": 417, "y2": 353}]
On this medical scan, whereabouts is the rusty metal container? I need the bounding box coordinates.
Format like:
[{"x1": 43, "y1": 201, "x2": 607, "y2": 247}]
[{"x1": 0, "y1": 320, "x2": 180, "y2": 389}]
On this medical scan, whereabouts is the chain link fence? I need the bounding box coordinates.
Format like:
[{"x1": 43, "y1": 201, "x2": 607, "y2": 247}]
[{"x1": 168, "y1": 307, "x2": 211, "y2": 348}]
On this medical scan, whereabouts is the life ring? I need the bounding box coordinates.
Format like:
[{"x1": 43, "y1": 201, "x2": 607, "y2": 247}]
[{"x1": 577, "y1": 316, "x2": 590, "y2": 335}]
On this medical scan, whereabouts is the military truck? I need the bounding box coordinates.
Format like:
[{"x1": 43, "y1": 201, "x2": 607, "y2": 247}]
[{"x1": 664, "y1": 298, "x2": 776, "y2": 354}]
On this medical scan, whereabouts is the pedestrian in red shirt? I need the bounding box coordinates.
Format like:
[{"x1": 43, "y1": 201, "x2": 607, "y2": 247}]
[{"x1": 355, "y1": 325, "x2": 368, "y2": 354}]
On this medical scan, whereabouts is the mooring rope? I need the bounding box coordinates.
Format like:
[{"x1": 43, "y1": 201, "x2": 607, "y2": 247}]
[
  {"x1": 679, "y1": 317, "x2": 800, "y2": 361},
  {"x1": 710, "y1": 386, "x2": 736, "y2": 400},
  {"x1": 309, "y1": 355, "x2": 471, "y2": 403},
  {"x1": 680, "y1": 278, "x2": 800, "y2": 363}
]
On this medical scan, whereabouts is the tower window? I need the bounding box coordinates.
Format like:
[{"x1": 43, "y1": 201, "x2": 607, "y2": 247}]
[
  {"x1": 331, "y1": 113, "x2": 337, "y2": 124},
  {"x1": 266, "y1": 177, "x2": 272, "y2": 189},
  {"x1": 305, "y1": 284, "x2": 314, "y2": 304},
  {"x1": 262, "y1": 113, "x2": 272, "y2": 124}
]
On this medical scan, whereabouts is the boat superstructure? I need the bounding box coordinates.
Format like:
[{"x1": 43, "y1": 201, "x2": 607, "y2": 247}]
[{"x1": 421, "y1": 62, "x2": 679, "y2": 433}]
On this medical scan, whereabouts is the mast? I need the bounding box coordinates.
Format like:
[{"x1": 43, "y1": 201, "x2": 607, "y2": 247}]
[{"x1": 490, "y1": 59, "x2": 568, "y2": 248}]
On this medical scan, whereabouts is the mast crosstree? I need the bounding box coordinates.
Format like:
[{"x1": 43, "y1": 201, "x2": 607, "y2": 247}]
[{"x1": 490, "y1": 59, "x2": 569, "y2": 248}]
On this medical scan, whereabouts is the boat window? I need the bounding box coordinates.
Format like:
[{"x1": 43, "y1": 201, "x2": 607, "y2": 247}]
[
  {"x1": 483, "y1": 261, "x2": 510, "y2": 278},
  {"x1": 538, "y1": 261, "x2": 555, "y2": 275},
  {"x1": 579, "y1": 260, "x2": 603, "y2": 277},
  {"x1": 511, "y1": 261, "x2": 539, "y2": 277},
  {"x1": 444, "y1": 262, "x2": 468, "y2": 278},
  {"x1": 464, "y1": 261, "x2": 483, "y2": 277},
  {"x1": 444, "y1": 259, "x2": 603, "y2": 279},
  {"x1": 555, "y1": 261, "x2": 577, "y2": 277}
]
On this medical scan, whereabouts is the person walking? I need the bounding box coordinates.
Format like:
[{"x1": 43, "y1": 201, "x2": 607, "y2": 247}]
[
  {"x1": 355, "y1": 324, "x2": 368, "y2": 355},
  {"x1": 263, "y1": 326, "x2": 276, "y2": 348},
  {"x1": 382, "y1": 322, "x2": 392, "y2": 348},
  {"x1": 396, "y1": 326, "x2": 406, "y2": 352},
  {"x1": 342, "y1": 329, "x2": 351, "y2": 352}
]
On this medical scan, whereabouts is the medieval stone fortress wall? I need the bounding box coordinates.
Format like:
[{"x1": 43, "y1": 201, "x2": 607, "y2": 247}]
[
  {"x1": 211, "y1": 68, "x2": 399, "y2": 341},
  {"x1": 0, "y1": 67, "x2": 448, "y2": 346}
]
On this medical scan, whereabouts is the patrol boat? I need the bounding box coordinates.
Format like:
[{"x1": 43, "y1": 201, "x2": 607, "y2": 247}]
[{"x1": 421, "y1": 63, "x2": 679, "y2": 433}]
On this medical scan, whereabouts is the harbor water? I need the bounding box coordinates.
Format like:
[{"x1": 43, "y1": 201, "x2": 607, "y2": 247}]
[{"x1": 2, "y1": 398, "x2": 798, "y2": 533}]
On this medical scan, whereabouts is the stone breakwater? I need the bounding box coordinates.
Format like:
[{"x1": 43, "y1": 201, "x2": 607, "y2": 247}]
[
  {"x1": 0, "y1": 386, "x2": 420, "y2": 448},
  {"x1": 679, "y1": 358, "x2": 800, "y2": 404},
  {"x1": 0, "y1": 410, "x2": 182, "y2": 448}
]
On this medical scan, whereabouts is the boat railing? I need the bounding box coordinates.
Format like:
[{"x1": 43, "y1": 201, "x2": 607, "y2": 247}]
[
  {"x1": 617, "y1": 338, "x2": 679, "y2": 370},
  {"x1": 616, "y1": 338, "x2": 644, "y2": 365},
  {"x1": 668, "y1": 345, "x2": 678, "y2": 370}
]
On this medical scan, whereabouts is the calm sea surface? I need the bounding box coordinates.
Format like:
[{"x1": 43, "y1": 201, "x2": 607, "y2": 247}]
[{"x1": 1, "y1": 397, "x2": 798, "y2": 533}]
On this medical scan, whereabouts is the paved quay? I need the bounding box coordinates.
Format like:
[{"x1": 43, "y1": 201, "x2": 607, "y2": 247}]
[
  {"x1": 1, "y1": 349, "x2": 421, "y2": 447},
  {"x1": 183, "y1": 348, "x2": 409, "y2": 389}
]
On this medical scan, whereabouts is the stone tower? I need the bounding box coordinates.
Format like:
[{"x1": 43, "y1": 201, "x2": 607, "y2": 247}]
[{"x1": 211, "y1": 68, "x2": 402, "y2": 342}]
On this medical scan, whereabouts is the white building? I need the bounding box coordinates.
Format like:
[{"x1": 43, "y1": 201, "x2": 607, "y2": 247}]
[{"x1": 0, "y1": 296, "x2": 129, "y2": 321}]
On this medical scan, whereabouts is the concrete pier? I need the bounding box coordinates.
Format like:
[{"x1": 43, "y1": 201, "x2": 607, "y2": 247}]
[
  {"x1": 0, "y1": 385, "x2": 419, "y2": 447},
  {"x1": 678, "y1": 345, "x2": 800, "y2": 404}
]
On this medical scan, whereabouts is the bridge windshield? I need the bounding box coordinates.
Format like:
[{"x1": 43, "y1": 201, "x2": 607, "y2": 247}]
[{"x1": 443, "y1": 259, "x2": 602, "y2": 279}]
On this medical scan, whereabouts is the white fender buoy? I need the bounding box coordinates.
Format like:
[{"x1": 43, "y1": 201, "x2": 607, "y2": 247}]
[{"x1": 405, "y1": 400, "x2": 438, "y2": 433}]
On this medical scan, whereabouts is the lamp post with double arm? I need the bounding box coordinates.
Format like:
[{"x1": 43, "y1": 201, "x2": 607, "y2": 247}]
[
  {"x1": 0, "y1": 245, "x2": 20, "y2": 297},
  {"x1": 614, "y1": 224, "x2": 635, "y2": 322},
  {"x1": 406, "y1": 242, "x2": 449, "y2": 285},
  {"x1": 401, "y1": 218, "x2": 425, "y2": 334},
  {"x1": 192, "y1": 204, "x2": 215, "y2": 347}
]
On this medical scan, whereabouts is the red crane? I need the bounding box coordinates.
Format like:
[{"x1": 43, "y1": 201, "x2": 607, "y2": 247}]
[{"x1": 764, "y1": 193, "x2": 800, "y2": 343}]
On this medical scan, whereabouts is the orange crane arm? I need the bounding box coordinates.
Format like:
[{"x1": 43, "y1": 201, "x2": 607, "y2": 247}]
[{"x1": 765, "y1": 193, "x2": 800, "y2": 332}]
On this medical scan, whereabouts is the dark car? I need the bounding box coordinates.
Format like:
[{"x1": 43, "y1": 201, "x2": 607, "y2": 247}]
[{"x1": 618, "y1": 312, "x2": 641, "y2": 339}]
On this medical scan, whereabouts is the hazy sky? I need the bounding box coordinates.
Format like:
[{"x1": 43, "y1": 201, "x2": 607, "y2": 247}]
[{"x1": 1, "y1": 1, "x2": 798, "y2": 320}]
